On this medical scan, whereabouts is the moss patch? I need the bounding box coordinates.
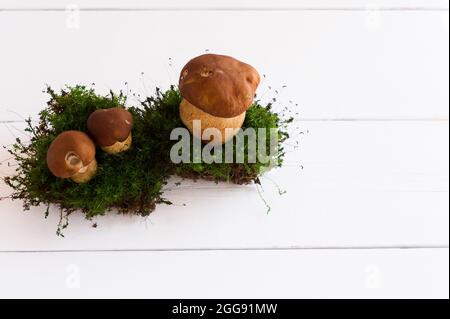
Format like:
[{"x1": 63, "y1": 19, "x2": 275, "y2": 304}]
[{"x1": 3, "y1": 85, "x2": 291, "y2": 235}]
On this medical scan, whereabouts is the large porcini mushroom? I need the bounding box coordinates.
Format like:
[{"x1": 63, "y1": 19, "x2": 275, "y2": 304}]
[
  {"x1": 87, "y1": 108, "x2": 133, "y2": 154},
  {"x1": 46, "y1": 130, "x2": 97, "y2": 183},
  {"x1": 179, "y1": 54, "x2": 260, "y2": 144}
]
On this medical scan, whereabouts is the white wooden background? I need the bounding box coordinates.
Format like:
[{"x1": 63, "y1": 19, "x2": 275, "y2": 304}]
[{"x1": 0, "y1": 0, "x2": 448, "y2": 298}]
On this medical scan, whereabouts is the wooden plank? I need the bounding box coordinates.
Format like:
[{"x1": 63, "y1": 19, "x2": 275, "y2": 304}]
[
  {"x1": 0, "y1": 248, "x2": 447, "y2": 298},
  {"x1": 0, "y1": 10, "x2": 448, "y2": 121},
  {"x1": 1, "y1": 0, "x2": 448, "y2": 10},
  {"x1": 0, "y1": 121, "x2": 447, "y2": 250}
]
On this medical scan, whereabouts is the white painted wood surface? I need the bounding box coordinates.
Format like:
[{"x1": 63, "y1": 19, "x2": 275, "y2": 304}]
[
  {"x1": 0, "y1": 1, "x2": 448, "y2": 298},
  {"x1": 0, "y1": 248, "x2": 448, "y2": 299},
  {"x1": 0, "y1": 10, "x2": 448, "y2": 121},
  {"x1": 1, "y1": 0, "x2": 449, "y2": 10},
  {"x1": 0, "y1": 121, "x2": 448, "y2": 250}
]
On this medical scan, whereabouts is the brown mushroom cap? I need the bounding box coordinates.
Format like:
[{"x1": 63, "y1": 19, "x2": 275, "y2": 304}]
[
  {"x1": 179, "y1": 54, "x2": 260, "y2": 118},
  {"x1": 87, "y1": 108, "x2": 133, "y2": 147},
  {"x1": 47, "y1": 131, "x2": 96, "y2": 178}
]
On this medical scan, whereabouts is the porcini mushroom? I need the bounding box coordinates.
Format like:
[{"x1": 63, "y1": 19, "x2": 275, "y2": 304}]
[
  {"x1": 179, "y1": 54, "x2": 260, "y2": 144},
  {"x1": 87, "y1": 108, "x2": 133, "y2": 154},
  {"x1": 46, "y1": 130, "x2": 97, "y2": 183}
]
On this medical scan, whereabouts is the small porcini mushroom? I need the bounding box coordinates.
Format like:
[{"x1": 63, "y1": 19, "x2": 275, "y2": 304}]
[
  {"x1": 46, "y1": 131, "x2": 97, "y2": 183},
  {"x1": 179, "y1": 53, "x2": 260, "y2": 144},
  {"x1": 87, "y1": 108, "x2": 133, "y2": 154}
]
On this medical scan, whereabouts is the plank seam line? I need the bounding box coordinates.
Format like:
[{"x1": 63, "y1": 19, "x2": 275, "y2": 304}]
[
  {"x1": 0, "y1": 245, "x2": 448, "y2": 254},
  {"x1": 0, "y1": 7, "x2": 449, "y2": 12}
]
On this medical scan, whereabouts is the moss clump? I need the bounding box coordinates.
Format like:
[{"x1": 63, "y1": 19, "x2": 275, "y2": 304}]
[{"x1": 3, "y1": 85, "x2": 291, "y2": 234}]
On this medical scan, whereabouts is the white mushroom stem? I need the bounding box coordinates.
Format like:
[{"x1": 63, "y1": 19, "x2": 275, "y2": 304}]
[
  {"x1": 71, "y1": 159, "x2": 97, "y2": 184},
  {"x1": 101, "y1": 133, "x2": 132, "y2": 154},
  {"x1": 65, "y1": 152, "x2": 84, "y2": 172},
  {"x1": 65, "y1": 152, "x2": 97, "y2": 183}
]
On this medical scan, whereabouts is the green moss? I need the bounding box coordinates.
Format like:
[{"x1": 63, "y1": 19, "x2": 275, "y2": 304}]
[{"x1": 3, "y1": 85, "x2": 291, "y2": 234}]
